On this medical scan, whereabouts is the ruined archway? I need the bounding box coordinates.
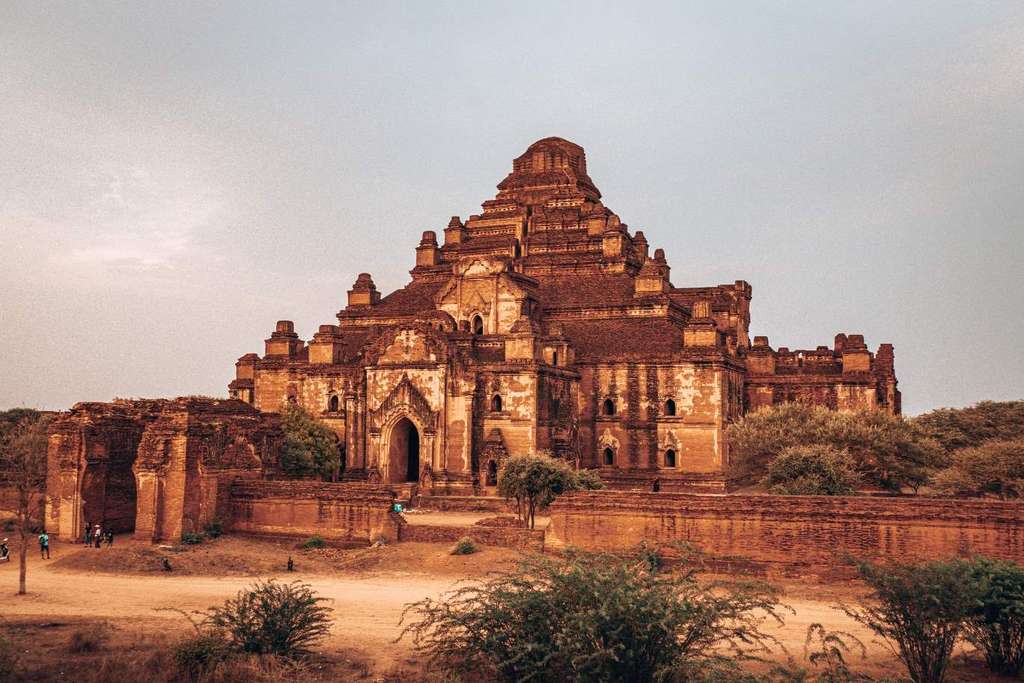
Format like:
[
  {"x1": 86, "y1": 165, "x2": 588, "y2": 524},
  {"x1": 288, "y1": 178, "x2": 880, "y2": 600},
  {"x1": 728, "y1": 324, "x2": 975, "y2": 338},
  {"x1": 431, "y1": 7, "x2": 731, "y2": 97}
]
[
  {"x1": 388, "y1": 417, "x2": 421, "y2": 484},
  {"x1": 80, "y1": 428, "x2": 140, "y2": 535}
]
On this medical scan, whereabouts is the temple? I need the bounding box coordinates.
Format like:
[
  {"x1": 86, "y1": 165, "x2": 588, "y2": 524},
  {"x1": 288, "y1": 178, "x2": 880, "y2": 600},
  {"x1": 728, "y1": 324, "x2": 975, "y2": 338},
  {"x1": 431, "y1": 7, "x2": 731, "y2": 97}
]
[
  {"x1": 227, "y1": 136, "x2": 900, "y2": 494},
  {"x1": 44, "y1": 137, "x2": 900, "y2": 542}
]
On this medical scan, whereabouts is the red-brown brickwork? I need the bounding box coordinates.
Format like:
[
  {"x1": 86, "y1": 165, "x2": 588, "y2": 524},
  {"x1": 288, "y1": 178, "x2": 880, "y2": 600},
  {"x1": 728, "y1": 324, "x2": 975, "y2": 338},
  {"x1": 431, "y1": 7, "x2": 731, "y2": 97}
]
[
  {"x1": 547, "y1": 492, "x2": 1024, "y2": 577},
  {"x1": 228, "y1": 480, "x2": 402, "y2": 544}
]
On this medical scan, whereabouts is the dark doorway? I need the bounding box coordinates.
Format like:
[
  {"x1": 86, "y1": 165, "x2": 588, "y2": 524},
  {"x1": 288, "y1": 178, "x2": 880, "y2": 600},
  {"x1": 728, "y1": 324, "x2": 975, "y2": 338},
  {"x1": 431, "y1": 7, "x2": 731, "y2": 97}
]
[
  {"x1": 389, "y1": 418, "x2": 421, "y2": 484},
  {"x1": 81, "y1": 429, "x2": 140, "y2": 534},
  {"x1": 486, "y1": 459, "x2": 498, "y2": 486},
  {"x1": 406, "y1": 423, "x2": 420, "y2": 482}
]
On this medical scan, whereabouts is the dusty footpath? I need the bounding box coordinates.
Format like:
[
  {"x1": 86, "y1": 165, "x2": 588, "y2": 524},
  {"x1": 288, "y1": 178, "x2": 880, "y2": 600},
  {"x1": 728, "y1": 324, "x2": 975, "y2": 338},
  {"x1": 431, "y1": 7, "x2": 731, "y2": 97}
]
[{"x1": 0, "y1": 537, "x2": 997, "y2": 680}]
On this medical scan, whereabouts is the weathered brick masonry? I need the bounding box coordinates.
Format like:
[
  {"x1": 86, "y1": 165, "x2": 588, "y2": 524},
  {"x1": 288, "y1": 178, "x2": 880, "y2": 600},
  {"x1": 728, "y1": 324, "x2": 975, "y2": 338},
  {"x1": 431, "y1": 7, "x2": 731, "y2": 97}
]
[
  {"x1": 547, "y1": 492, "x2": 1024, "y2": 575},
  {"x1": 228, "y1": 480, "x2": 402, "y2": 543}
]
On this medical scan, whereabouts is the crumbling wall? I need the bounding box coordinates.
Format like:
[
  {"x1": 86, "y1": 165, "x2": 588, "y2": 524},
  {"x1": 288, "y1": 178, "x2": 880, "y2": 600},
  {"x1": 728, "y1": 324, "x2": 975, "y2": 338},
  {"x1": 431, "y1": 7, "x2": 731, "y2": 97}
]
[
  {"x1": 227, "y1": 480, "x2": 401, "y2": 543},
  {"x1": 548, "y1": 492, "x2": 1024, "y2": 576}
]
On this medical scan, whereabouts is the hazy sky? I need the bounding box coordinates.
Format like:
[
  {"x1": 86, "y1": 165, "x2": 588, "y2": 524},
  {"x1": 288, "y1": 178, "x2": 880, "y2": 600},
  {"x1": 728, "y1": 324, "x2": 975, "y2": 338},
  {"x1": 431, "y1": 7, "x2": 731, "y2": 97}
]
[{"x1": 2, "y1": 2, "x2": 1022, "y2": 416}]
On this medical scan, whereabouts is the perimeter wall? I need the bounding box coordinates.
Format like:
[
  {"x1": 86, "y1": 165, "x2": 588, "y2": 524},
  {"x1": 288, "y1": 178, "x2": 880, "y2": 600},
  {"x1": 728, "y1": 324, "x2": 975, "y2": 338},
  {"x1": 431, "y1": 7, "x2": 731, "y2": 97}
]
[{"x1": 547, "y1": 492, "x2": 1024, "y2": 576}]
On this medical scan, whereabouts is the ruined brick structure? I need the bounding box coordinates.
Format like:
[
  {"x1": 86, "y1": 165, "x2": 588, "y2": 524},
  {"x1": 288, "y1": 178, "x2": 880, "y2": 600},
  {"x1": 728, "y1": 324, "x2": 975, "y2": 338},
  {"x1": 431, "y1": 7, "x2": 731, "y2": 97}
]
[
  {"x1": 228, "y1": 137, "x2": 900, "y2": 494},
  {"x1": 45, "y1": 398, "x2": 280, "y2": 542}
]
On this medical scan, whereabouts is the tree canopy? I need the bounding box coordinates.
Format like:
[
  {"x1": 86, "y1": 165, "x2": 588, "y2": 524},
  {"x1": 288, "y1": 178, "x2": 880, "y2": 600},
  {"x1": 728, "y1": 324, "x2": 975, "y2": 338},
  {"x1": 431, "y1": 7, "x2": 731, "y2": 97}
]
[
  {"x1": 727, "y1": 403, "x2": 945, "y2": 492},
  {"x1": 278, "y1": 404, "x2": 342, "y2": 480},
  {"x1": 930, "y1": 439, "x2": 1024, "y2": 499},
  {"x1": 497, "y1": 452, "x2": 602, "y2": 529},
  {"x1": 762, "y1": 444, "x2": 861, "y2": 496},
  {"x1": 914, "y1": 400, "x2": 1024, "y2": 451}
]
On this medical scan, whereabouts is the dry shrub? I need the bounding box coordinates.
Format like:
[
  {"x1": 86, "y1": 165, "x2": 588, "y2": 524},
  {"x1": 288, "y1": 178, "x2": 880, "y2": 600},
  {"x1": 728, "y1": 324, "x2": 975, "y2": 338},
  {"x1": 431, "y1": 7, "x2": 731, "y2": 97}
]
[{"x1": 69, "y1": 624, "x2": 109, "y2": 653}]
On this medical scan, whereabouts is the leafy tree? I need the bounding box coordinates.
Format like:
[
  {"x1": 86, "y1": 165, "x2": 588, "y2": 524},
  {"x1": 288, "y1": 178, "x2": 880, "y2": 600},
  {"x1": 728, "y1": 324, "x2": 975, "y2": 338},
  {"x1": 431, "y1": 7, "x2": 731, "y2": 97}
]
[
  {"x1": 763, "y1": 445, "x2": 861, "y2": 496},
  {"x1": 962, "y1": 557, "x2": 1024, "y2": 676},
  {"x1": 843, "y1": 559, "x2": 983, "y2": 683},
  {"x1": 930, "y1": 439, "x2": 1024, "y2": 499},
  {"x1": 0, "y1": 408, "x2": 42, "y2": 436},
  {"x1": 497, "y1": 452, "x2": 603, "y2": 529},
  {"x1": 399, "y1": 547, "x2": 784, "y2": 683},
  {"x1": 727, "y1": 404, "x2": 945, "y2": 492},
  {"x1": 279, "y1": 404, "x2": 342, "y2": 480},
  {"x1": 914, "y1": 400, "x2": 1024, "y2": 451},
  {"x1": 203, "y1": 579, "x2": 333, "y2": 658},
  {"x1": 0, "y1": 412, "x2": 52, "y2": 595}
]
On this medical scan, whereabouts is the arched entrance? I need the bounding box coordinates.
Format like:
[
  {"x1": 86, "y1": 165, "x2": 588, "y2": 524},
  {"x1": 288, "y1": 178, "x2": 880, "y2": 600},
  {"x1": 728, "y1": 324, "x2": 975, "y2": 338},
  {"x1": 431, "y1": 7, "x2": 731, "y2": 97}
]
[{"x1": 388, "y1": 417, "x2": 421, "y2": 484}]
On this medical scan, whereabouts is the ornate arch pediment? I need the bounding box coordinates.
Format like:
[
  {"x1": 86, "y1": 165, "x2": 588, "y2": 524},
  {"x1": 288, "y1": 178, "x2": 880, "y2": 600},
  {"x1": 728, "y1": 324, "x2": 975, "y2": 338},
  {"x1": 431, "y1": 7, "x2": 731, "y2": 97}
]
[
  {"x1": 362, "y1": 324, "x2": 450, "y2": 367},
  {"x1": 369, "y1": 373, "x2": 439, "y2": 435},
  {"x1": 659, "y1": 429, "x2": 680, "y2": 451},
  {"x1": 598, "y1": 428, "x2": 620, "y2": 451}
]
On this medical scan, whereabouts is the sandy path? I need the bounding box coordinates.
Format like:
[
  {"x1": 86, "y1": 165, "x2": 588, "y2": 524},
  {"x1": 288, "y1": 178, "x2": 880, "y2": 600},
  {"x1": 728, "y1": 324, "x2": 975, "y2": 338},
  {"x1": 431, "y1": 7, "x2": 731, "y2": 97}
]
[{"x1": 2, "y1": 545, "x2": 900, "y2": 675}]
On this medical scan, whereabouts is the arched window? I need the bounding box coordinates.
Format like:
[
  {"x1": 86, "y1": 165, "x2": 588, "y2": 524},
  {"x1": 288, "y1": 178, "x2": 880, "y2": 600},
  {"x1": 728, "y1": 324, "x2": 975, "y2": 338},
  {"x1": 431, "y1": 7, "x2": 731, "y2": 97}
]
[
  {"x1": 491, "y1": 394, "x2": 503, "y2": 412},
  {"x1": 328, "y1": 395, "x2": 340, "y2": 412},
  {"x1": 602, "y1": 398, "x2": 616, "y2": 416},
  {"x1": 603, "y1": 447, "x2": 615, "y2": 466},
  {"x1": 665, "y1": 449, "x2": 677, "y2": 468},
  {"x1": 472, "y1": 314, "x2": 484, "y2": 335},
  {"x1": 664, "y1": 399, "x2": 676, "y2": 416}
]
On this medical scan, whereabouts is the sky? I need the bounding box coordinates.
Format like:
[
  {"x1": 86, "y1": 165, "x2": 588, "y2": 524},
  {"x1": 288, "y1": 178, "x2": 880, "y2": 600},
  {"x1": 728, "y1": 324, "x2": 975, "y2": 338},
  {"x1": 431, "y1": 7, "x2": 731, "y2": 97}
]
[{"x1": 1, "y1": 1, "x2": 1022, "y2": 416}]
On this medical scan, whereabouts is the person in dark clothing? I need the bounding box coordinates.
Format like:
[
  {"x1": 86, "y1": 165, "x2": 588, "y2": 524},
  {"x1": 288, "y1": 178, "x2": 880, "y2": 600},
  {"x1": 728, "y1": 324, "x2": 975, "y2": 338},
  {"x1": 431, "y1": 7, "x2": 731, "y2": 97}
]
[
  {"x1": 105, "y1": 530, "x2": 114, "y2": 547},
  {"x1": 38, "y1": 531, "x2": 50, "y2": 559}
]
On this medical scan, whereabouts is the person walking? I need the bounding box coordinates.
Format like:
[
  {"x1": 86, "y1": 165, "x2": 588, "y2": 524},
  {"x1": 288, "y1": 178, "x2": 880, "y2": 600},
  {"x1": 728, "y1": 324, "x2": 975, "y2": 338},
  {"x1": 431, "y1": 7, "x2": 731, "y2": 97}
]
[
  {"x1": 93, "y1": 525, "x2": 102, "y2": 549},
  {"x1": 105, "y1": 530, "x2": 113, "y2": 547},
  {"x1": 38, "y1": 531, "x2": 50, "y2": 559},
  {"x1": 83, "y1": 523, "x2": 91, "y2": 546}
]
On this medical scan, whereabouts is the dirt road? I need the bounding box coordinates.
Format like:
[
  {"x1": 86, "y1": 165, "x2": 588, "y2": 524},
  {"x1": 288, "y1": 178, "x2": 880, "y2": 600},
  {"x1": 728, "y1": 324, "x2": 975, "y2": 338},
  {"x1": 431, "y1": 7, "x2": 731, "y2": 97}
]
[{"x1": 1, "y1": 541, "x2": 908, "y2": 677}]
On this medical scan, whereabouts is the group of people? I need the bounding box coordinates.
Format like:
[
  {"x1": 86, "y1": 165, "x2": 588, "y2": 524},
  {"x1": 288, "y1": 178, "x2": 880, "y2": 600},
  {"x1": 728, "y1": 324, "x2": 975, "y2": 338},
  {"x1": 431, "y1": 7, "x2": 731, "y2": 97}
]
[
  {"x1": 0, "y1": 532, "x2": 51, "y2": 561},
  {"x1": 84, "y1": 523, "x2": 114, "y2": 548}
]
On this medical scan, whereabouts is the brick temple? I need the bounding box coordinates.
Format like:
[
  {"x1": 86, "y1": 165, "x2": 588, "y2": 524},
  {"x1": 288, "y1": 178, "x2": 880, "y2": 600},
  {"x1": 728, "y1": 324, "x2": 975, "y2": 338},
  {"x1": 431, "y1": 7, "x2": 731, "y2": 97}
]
[
  {"x1": 46, "y1": 137, "x2": 899, "y2": 541},
  {"x1": 231, "y1": 137, "x2": 899, "y2": 491}
]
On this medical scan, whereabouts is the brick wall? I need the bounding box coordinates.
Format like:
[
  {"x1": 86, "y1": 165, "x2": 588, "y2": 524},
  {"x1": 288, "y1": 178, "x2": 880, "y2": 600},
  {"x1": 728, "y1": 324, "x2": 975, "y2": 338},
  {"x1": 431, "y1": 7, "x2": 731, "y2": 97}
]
[
  {"x1": 228, "y1": 481, "x2": 402, "y2": 543},
  {"x1": 547, "y1": 492, "x2": 1024, "y2": 577},
  {"x1": 399, "y1": 523, "x2": 544, "y2": 551}
]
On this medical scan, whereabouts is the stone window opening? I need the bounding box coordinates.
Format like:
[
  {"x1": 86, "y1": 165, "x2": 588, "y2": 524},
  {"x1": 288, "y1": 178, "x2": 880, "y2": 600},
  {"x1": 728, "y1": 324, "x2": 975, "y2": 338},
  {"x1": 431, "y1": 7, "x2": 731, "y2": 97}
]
[
  {"x1": 664, "y1": 398, "x2": 676, "y2": 416},
  {"x1": 552, "y1": 350, "x2": 558, "y2": 366},
  {"x1": 491, "y1": 394, "x2": 503, "y2": 412},
  {"x1": 472, "y1": 314, "x2": 484, "y2": 336},
  {"x1": 602, "y1": 398, "x2": 616, "y2": 416},
  {"x1": 328, "y1": 395, "x2": 340, "y2": 412},
  {"x1": 603, "y1": 447, "x2": 615, "y2": 466},
  {"x1": 664, "y1": 449, "x2": 677, "y2": 468}
]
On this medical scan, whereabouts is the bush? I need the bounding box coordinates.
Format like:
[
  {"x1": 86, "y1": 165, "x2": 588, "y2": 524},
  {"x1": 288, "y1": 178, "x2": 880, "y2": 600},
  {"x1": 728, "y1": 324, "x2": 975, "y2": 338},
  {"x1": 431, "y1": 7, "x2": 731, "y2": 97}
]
[
  {"x1": 450, "y1": 537, "x2": 478, "y2": 555},
  {"x1": 843, "y1": 559, "x2": 982, "y2": 683},
  {"x1": 763, "y1": 445, "x2": 861, "y2": 496},
  {"x1": 299, "y1": 536, "x2": 325, "y2": 550},
  {"x1": 400, "y1": 547, "x2": 784, "y2": 682},
  {"x1": 931, "y1": 439, "x2": 1024, "y2": 499},
  {"x1": 204, "y1": 579, "x2": 333, "y2": 657},
  {"x1": 69, "y1": 625, "x2": 109, "y2": 653},
  {"x1": 174, "y1": 631, "x2": 234, "y2": 680},
  {"x1": 204, "y1": 521, "x2": 224, "y2": 539},
  {"x1": 962, "y1": 557, "x2": 1024, "y2": 676},
  {"x1": 181, "y1": 531, "x2": 204, "y2": 545}
]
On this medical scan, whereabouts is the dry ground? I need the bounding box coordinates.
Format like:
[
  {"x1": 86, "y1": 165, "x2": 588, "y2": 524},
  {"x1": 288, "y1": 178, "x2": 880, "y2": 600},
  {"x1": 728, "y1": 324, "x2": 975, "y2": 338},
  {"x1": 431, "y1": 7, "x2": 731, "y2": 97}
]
[{"x1": 0, "y1": 535, "x2": 1005, "y2": 681}]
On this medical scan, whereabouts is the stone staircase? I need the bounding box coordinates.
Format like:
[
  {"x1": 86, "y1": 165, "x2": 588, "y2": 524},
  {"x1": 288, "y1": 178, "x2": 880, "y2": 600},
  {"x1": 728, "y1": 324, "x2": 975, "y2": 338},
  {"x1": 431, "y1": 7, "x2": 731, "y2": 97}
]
[{"x1": 390, "y1": 482, "x2": 419, "y2": 509}]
